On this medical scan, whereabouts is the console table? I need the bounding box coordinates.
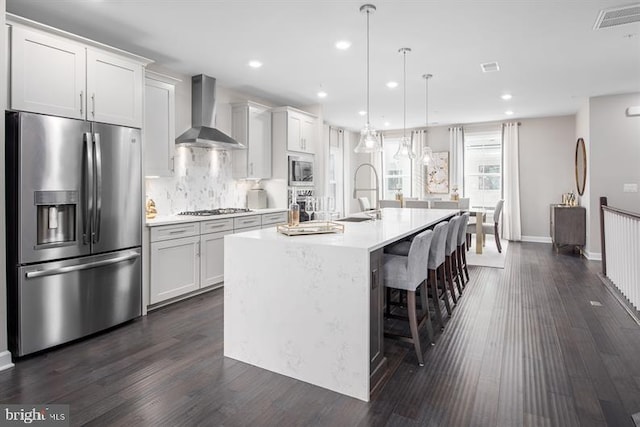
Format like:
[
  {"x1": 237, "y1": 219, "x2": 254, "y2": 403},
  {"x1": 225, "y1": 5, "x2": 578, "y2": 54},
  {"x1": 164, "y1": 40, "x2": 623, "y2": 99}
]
[{"x1": 550, "y1": 204, "x2": 586, "y2": 251}]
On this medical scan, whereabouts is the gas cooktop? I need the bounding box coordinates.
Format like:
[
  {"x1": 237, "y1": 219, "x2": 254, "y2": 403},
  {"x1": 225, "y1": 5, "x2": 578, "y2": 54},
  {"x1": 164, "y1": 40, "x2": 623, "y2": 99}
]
[{"x1": 177, "y1": 208, "x2": 253, "y2": 216}]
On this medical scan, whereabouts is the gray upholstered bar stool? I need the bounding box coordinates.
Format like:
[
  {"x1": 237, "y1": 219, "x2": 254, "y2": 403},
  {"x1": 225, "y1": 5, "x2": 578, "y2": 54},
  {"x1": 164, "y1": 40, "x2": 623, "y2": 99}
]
[
  {"x1": 444, "y1": 215, "x2": 463, "y2": 301},
  {"x1": 386, "y1": 221, "x2": 450, "y2": 330},
  {"x1": 457, "y1": 212, "x2": 471, "y2": 284},
  {"x1": 382, "y1": 229, "x2": 434, "y2": 366}
]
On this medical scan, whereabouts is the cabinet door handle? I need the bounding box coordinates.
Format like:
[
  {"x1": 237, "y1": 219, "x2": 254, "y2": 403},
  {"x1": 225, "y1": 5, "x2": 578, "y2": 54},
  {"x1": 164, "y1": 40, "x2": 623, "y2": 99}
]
[
  {"x1": 168, "y1": 229, "x2": 186, "y2": 235},
  {"x1": 80, "y1": 91, "x2": 84, "y2": 116},
  {"x1": 196, "y1": 241, "x2": 201, "y2": 256},
  {"x1": 91, "y1": 93, "x2": 96, "y2": 117},
  {"x1": 170, "y1": 156, "x2": 175, "y2": 172},
  {"x1": 371, "y1": 268, "x2": 379, "y2": 290}
]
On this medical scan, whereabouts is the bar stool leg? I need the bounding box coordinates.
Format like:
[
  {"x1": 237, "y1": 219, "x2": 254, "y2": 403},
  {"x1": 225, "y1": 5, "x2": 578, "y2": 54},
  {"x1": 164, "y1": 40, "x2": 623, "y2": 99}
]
[
  {"x1": 456, "y1": 247, "x2": 466, "y2": 286},
  {"x1": 452, "y1": 251, "x2": 463, "y2": 296},
  {"x1": 429, "y1": 269, "x2": 444, "y2": 330},
  {"x1": 407, "y1": 290, "x2": 424, "y2": 366},
  {"x1": 445, "y1": 256, "x2": 458, "y2": 304},
  {"x1": 461, "y1": 243, "x2": 470, "y2": 282},
  {"x1": 438, "y1": 265, "x2": 452, "y2": 315}
]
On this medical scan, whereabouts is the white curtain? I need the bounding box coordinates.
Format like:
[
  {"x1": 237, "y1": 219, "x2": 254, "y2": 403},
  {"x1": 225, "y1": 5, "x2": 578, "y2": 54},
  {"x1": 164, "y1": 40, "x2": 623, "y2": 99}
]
[
  {"x1": 412, "y1": 130, "x2": 427, "y2": 198},
  {"x1": 449, "y1": 127, "x2": 464, "y2": 194},
  {"x1": 503, "y1": 122, "x2": 522, "y2": 241}
]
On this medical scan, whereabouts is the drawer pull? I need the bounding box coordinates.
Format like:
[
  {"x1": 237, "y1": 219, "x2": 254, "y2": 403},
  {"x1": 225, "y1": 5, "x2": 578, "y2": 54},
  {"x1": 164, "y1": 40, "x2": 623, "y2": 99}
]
[{"x1": 169, "y1": 230, "x2": 187, "y2": 235}]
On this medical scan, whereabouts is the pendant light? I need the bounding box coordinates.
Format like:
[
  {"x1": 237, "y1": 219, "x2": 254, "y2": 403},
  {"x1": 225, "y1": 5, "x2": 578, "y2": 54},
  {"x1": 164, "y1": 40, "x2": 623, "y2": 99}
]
[
  {"x1": 419, "y1": 73, "x2": 434, "y2": 165},
  {"x1": 354, "y1": 4, "x2": 382, "y2": 153},
  {"x1": 394, "y1": 47, "x2": 416, "y2": 160}
]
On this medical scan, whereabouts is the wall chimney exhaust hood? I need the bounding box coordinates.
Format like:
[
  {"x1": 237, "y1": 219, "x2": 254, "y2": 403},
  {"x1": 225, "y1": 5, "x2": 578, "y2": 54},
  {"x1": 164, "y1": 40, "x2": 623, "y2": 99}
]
[{"x1": 175, "y1": 74, "x2": 246, "y2": 150}]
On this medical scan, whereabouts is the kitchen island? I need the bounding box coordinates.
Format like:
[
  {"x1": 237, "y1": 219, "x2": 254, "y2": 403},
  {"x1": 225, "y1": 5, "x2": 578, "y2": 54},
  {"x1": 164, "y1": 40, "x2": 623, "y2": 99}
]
[{"x1": 223, "y1": 208, "x2": 458, "y2": 401}]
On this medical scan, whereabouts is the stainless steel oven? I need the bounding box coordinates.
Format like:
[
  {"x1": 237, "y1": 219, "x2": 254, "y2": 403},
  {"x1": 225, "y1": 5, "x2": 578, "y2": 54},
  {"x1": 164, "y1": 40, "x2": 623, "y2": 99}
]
[{"x1": 288, "y1": 154, "x2": 314, "y2": 187}]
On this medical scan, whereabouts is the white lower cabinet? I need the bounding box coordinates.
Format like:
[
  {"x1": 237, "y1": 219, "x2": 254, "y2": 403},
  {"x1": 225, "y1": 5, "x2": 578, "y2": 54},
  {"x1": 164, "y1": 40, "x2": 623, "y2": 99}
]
[
  {"x1": 150, "y1": 235, "x2": 200, "y2": 304},
  {"x1": 199, "y1": 217, "x2": 234, "y2": 288},
  {"x1": 261, "y1": 211, "x2": 288, "y2": 229},
  {"x1": 148, "y1": 212, "x2": 286, "y2": 306}
]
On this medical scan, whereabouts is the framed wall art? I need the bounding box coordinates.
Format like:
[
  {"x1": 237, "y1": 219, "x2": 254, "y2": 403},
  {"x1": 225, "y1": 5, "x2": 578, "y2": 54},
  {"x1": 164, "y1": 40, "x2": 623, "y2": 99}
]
[{"x1": 425, "y1": 151, "x2": 449, "y2": 194}]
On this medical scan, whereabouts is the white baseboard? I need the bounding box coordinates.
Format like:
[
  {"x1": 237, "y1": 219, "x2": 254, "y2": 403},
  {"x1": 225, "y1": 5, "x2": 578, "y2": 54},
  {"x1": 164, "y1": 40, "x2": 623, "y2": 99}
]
[
  {"x1": 584, "y1": 251, "x2": 602, "y2": 261},
  {"x1": 0, "y1": 350, "x2": 14, "y2": 372},
  {"x1": 521, "y1": 235, "x2": 552, "y2": 243}
]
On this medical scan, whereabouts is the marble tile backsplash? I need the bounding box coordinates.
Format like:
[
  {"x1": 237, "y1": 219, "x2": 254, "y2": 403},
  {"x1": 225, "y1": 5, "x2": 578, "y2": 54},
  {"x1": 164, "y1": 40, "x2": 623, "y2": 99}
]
[{"x1": 145, "y1": 146, "x2": 253, "y2": 215}]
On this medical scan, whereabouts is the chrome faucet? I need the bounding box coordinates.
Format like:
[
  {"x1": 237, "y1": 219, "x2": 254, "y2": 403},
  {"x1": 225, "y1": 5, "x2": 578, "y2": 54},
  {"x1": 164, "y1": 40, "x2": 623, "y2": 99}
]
[{"x1": 353, "y1": 162, "x2": 381, "y2": 219}]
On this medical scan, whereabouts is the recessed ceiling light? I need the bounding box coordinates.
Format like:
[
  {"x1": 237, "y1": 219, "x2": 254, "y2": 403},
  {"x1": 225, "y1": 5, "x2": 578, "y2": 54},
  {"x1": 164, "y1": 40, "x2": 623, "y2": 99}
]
[
  {"x1": 335, "y1": 40, "x2": 351, "y2": 50},
  {"x1": 248, "y1": 60, "x2": 262, "y2": 68},
  {"x1": 384, "y1": 122, "x2": 390, "y2": 127},
  {"x1": 386, "y1": 81, "x2": 398, "y2": 89},
  {"x1": 501, "y1": 94, "x2": 512, "y2": 100},
  {"x1": 358, "y1": 110, "x2": 367, "y2": 116},
  {"x1": 481, "y1": 62, "x2": 500, "y2": 73},
  {"x1": 505, "y1": 110, "x2": 514, "y2": 115},
  {"x1": 317, "y1": 91, "x2": 328, "y2": 98}
]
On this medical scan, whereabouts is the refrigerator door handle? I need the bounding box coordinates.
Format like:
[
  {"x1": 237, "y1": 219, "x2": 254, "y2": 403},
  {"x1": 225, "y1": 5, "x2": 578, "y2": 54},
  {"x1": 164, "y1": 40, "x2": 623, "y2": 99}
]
[
  {"x1": 83, "y1": 132, "x2": 94, "y2": 245},
  {"x1": 93, "y1": 133, "x2": 103, "y2": 244},
  {"x1": 25, "y1": 251, "x2": 140, "y2": 279}
]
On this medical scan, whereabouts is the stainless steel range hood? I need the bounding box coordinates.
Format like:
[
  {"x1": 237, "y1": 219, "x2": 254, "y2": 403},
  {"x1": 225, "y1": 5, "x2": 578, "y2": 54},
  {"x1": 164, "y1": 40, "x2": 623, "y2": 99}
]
[{"x1": 175, "y1": 74, "x2": 245, "y2": 149}]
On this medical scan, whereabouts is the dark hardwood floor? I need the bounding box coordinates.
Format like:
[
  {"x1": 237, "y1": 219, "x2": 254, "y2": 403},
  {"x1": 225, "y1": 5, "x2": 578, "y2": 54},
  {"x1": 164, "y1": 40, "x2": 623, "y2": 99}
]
[{"x1": 1, "y1": 242, "x2": 639, "y2": 426}]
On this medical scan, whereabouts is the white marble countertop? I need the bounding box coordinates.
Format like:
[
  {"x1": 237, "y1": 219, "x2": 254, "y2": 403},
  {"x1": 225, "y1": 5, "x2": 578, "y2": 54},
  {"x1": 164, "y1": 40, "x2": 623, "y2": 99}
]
[
  {"x1": 145, "y1": 208, "x2": 288, "y2": 227},
  {"x1": 226, "y1": 208, "x2": 459, "y2": 251}
]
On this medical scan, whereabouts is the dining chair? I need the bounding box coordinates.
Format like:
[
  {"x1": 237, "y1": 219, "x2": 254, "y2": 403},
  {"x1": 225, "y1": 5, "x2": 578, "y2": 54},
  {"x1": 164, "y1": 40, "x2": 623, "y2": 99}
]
[
  {"x1": 431, "y1": 200, "x2": 460, "y2": 209},
  {"x1": 467, "y1": 199, "x2": 505, "y2": 252},
  {"x1": 458, "y1": 198, "x2": 470, "y2": 210},
  {"x1": 405, "y1": 200, "x2": 429, "y2": 209},
  {"x1": 358, "y1": 197, "x2": 371, "y2": 212},
  {"x1": 382, "y1": 229, "x2": 434, "y2": 366},
  {"x1": 379, "y1": 199, "x2": 401, "y2": 208}
]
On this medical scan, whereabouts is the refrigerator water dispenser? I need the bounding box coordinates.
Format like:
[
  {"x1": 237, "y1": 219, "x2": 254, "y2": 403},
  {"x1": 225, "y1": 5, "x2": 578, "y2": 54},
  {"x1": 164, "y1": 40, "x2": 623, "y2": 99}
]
[{"x1": 35, "y1": 191, "x2": 77, "y2": 246}]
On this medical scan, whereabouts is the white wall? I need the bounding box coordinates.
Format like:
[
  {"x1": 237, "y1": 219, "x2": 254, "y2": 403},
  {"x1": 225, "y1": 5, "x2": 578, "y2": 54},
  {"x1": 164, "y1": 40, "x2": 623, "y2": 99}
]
[
  {"x1": 587, "y1": 92, "x2": 640, "y2": 257},
  {"x1": 417, "y1": 115, "x2": 576, "y2": 240},
  {"x1": 1, "y1": 0, "x2": 14, "y2": 370},
  {"x1": 518, "y1": 116, "x2": 576, "y2": 239},
  {"x1": 575, "y1": 100, "x2": 591, "y2": 252}
]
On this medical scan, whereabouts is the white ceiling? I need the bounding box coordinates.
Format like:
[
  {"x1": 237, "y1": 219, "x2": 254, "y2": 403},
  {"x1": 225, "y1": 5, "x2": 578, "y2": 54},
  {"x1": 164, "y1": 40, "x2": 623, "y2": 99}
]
[{"x1": 6, "y1": 0, "x2": 640, "y2": 132}]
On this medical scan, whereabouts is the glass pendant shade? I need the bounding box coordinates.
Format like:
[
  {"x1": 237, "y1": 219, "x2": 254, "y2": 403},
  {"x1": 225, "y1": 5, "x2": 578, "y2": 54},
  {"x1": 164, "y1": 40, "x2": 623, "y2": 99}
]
[
  {"x1": 420, "y1": 144, "x2": 433, "y2": 165},
  {"x1": 354, "y1": 123, "x2": 381, "y2": 153},
  {"x1": 394, "y1": 136, "x2": 416, "y2": 160}
]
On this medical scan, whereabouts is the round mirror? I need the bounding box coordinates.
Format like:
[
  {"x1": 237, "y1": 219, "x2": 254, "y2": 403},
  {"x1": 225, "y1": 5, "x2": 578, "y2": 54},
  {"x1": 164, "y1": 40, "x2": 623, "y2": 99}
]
[{"x1": 575, "y1": 137, "x2": 586, "y2": 196}]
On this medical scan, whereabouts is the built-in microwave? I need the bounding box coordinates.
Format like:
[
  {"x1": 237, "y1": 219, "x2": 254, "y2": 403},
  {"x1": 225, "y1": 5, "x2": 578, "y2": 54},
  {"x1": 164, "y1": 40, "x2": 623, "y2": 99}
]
[{"x1": 288, "y1": 154, "x2": 314, "y2": 187}]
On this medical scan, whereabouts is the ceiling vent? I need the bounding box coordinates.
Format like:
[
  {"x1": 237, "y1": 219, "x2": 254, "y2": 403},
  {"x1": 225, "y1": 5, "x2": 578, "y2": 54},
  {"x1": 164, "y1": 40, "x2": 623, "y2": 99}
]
[
  {"x1": 480, "y1": 62, "x2": 500, "y2": 73},
  {"x1": 594, "y1": 4, "x2": 640, "y2": 29}
]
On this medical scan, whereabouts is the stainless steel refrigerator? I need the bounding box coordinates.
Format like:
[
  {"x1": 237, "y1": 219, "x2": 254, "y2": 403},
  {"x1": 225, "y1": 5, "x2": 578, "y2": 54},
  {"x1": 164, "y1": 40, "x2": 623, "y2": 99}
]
[{"x1": 6, "y1": 111, "x2": 142, "y2": 356}]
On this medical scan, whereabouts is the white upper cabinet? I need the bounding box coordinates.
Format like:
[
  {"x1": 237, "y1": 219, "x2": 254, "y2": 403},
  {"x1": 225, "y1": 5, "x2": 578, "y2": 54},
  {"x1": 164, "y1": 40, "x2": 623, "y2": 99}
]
[
  {"x1": 87, "y1": 49, "x2": 143, "y2": 128},
  {"x1": 232, "y1": 101, "x2": 272, "y2": 179},
  {"x1": 8, "y1": 18, "x2": 150, "y2": 128},
  {"x1": 144, "y1": 72, "x2": 177, "y2": 177},
  {"x1": 10, "y1": 25, "x2": 86, "y2": 120},
  {"x1": 272, "y1": 107, "x2": 317, "y2": 154}
]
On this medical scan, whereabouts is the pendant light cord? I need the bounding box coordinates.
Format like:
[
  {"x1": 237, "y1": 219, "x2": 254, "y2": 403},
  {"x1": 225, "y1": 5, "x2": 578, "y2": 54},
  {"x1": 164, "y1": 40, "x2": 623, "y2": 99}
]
[
  {"x1": 366, "y1": 9, "x2": 371, "y2": 127},
  {"x1": 403, "y1": 50, "x2": 407, "y2": 140}
]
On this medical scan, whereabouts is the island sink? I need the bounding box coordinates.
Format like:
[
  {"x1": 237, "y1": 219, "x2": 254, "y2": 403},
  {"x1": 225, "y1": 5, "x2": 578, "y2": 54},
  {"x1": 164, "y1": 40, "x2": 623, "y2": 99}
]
[{"x1": 336, "y1": 217, "x2": 372, "y2": 223}]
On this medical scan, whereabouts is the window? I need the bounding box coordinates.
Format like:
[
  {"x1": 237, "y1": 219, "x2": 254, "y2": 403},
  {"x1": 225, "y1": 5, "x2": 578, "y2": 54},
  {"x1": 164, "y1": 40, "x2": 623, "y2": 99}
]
[
  {"x1": 381, "y1": 138, "x2": 412, "y2": 199},
  {"x1": 464, "y1": 131, "x2": 502, "y2": 210}
]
